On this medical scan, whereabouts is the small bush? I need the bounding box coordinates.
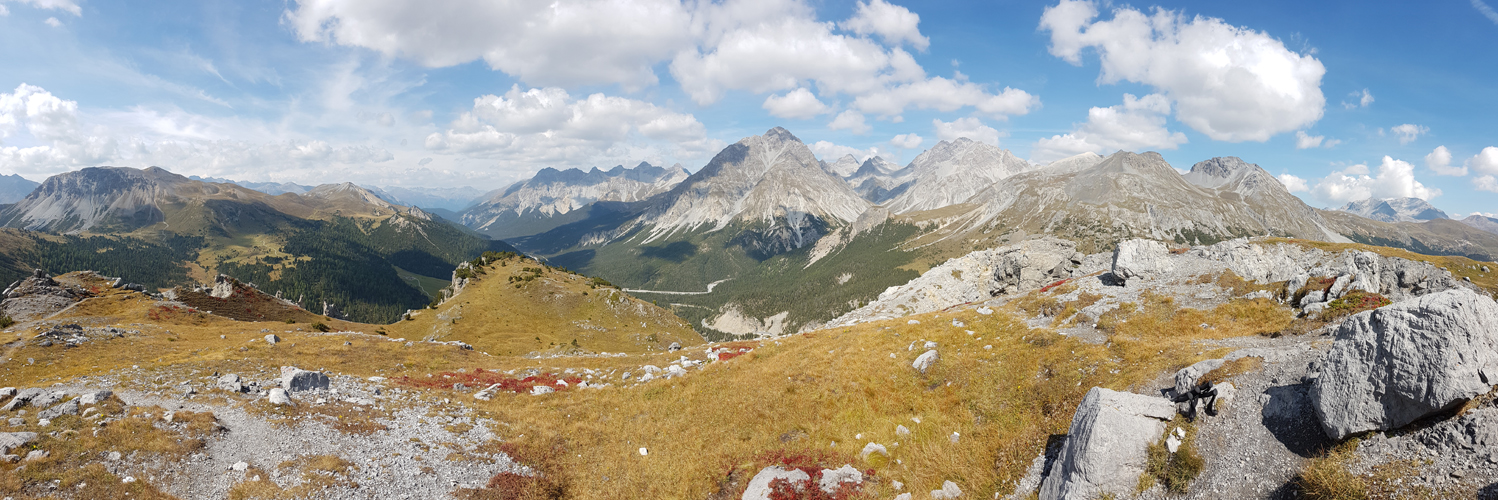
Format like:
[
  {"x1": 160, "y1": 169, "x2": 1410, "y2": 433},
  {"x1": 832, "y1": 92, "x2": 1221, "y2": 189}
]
[
  {"x1": 310, "y1": 322, "x2": 330, "y2": 332},
  {"x1": 0, "y1": 315, "x2": 13, "y2": 328},
  {"x1": 1295, "y1": 442, "x2": 1366, "y2": 500}
]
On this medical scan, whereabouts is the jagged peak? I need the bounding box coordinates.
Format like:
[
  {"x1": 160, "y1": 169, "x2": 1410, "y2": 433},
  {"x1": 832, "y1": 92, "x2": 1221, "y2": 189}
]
[
  {"x1": 1339, "y1": 197, "x2": 1450, "y2": 223},
  {"x1": 762, "y1": 126, "x2": 802, "y2": 144}
]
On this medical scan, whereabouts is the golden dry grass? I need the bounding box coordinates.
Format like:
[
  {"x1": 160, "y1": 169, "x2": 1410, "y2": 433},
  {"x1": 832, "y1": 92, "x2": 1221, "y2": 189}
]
[
  {"x1": 0, "y1": 401, "x2": 206, "y2": 499},
  {"x1": 387, "y1": 256, "x2": 704, "y2": 356}
]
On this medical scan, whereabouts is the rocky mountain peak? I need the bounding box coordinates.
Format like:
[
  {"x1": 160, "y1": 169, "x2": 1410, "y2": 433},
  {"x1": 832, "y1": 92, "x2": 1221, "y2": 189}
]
[
  {"x1": 1183, "y1": 156, "x2": 1266, "y2": 190},
  {"x1": 883, "y1": 139, "x2": 1030, "y2": 213},
  {"x1": 823, "y1": 154, "x2": 863, "y2": 178},
  {"x1": 1339, "y1": 197, "x2": 1450, "y2": 223}
]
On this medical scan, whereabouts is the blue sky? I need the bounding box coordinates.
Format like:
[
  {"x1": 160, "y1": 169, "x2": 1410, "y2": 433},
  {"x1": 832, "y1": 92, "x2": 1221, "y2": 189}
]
[{"x1": 1, "y1": 0, "x2": 1495, "y2": 216}]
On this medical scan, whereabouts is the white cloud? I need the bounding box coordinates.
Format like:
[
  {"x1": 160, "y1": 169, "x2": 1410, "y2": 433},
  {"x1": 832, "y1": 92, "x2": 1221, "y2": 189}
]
[
  {"x1": 889, "y1": 133, "x2": 922, "y2": 149},
  {"x1": 840, "y1": 0, "x2": 929, "y2": 50},
  {"x1": 1277, "y1": 173, "x2": 1308, "y2": 192},
  {"x1": 1, "y1": 0, "x2": 81, "y2": 16},
  {"x1": 1295, "y1": 131, "x2": 1323, "y2": 149},
  {"x1": 43, "y1": 16, "x2": 59, "y2": 27},
  {"x1": 1039, "y1": 0, "x2": 1325, "y2": 142},
  {"x1": 1425, "y1": 145, "x2": 1467, "y2": 176},
  {"x1": 761, "y1": 88, "x2": 830, "y2": 119},
  {"x1": 809, "y1": 140, "x2": 883, "y2": 163},
  {"x1": 0, "y1": 83, "x2": 80, "y2": 143},
  {"x1": 285, "y1": 0, "x2": 694, "y2": 89},
  {"x1": 1030, "y1": 93, "x2": 1187, "y2": 163},
  {"x1": 1478, "y1": 176, "x2": 1498, "y2": 193},
  {"x1": 1342, "y1": 89, "x2": 1374, "y2": 109},
  {"x1": 1309, "y1": 156, "x2": 1440, "y2": 205},
  {"x1": 932, "y1": 117, "x2": 1001, "y2": 146},
  {"x1": 424, "y1": 85, "x2": 719, "y2": 163},
  {"x1": 851, "y1": 77, "x2": 1038, "y2": 118},
  {"x1": 827, "y1": 110, "x2": 871, "y2": 134},
  {"x1": 1466, "y1": 146, "x2": 1498, "y2": 175},
  {"x1": 1475, "y1": 0, "x2": 1498, "y2": 25},
  {"x1": 1390, "y1": 123, "x2": 1428, "y2": 145}
]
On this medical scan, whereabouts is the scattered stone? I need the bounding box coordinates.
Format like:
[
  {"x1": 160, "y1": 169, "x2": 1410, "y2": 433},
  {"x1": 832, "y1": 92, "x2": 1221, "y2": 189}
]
[
  {"x1": 77, "y1": 390, "x2": 112, "y2": 405},
  {"x1": 930, "y1": 480, "x2": 963, "y2": 499},
  {"x1": 106, "y1": 451, "x2": 120, "y2": 461},
  {"x1": 24, "y1": 449, "x2": 47, "y2": 461},
  {"x1": 265, "y1": 334, "x2": 279, "y2": 344},
  {"x1": 1311, "y1": 288, "x2": 1498, "y2": 440},
  {"x1": 0, "y1": 432, "x2": 37, "y2": 454},
  {"x1": 531, "y1": 386, "x2": 555, "y2": 395},
  {"x1": 908, "y1": 320, "x2": 920, "y2": 325},
  {"x1": 1173, "y1": 358, "x2": 1227, "y2": 396},
  {"x1": 912, "y1": 350, "x2": 939, "y2": 374},
  {"x1": 668, "y1": 342, "x2": 682, "y2": 351},
  {"x1": 742, "y1": 466, "x2": 811, "y2": 500},
  {"x1": 817, "y1": 465, "x2": 863, "y2": 494},
  {"x1": 1, "y1": 388, "x2": 44, "y2": 411},
  {"x1": 1039, "y1": 387, "x2": 1175, "y2": 500},
  {"x1": 37, "y1": 399, "x2": 78, "y2": 420},
  {"x1": 267, "y1": 388, "x2": 292, "y2": 406},
  {"x1": 217, "y1": 374, "x2": 243, "y2": 393},
  {"x1": 949, "y1": 432, "x2": 960, "y2": 443},
  {"x1": 896, "y1": 425, "x2": 911, "y2": 437},
  {"x1": 0, "y1": 387, "x2": 13, "y2": 399},
  {"x1": 1166, "y1": 434, "x2": 1182, "y2": 453},
  {"x1": 232, "y1": 461, "x2": 249, "y2": 472},
  {"x1": 474, "y1": 384, "x2": 503, "y2": 401},
  {"x1": 894, "y1": 494, "x2": 912, "y2": 500},
  {"x1": 638, "y1": 447, "x2": 648, "y2": 456},
  {"x1": 280, "y1": 367, "x2": 330, "y2": 392},
  {"x1": 951, "y1": 319, "x2": 965, "y2": 327},
  {"x1": 665, "y1": 365, "x2": 688, "y2": 379},
  {"x1": 122, "y1": 476, "x2": 136, "y2": 484},
  {"x1": 976, "y1": 307, "x2": 993, "y2": 315},
  {"x1": 859, "y1": 442, "x2": 888, "y2": 460}
]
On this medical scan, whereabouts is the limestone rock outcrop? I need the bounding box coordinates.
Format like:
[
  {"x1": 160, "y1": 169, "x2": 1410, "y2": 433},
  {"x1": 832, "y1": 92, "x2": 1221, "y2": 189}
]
[
  {"x1": 1039, "y1": 387, "x2": 1176, "y2": 500},
  {"x1": 1310, "y1": 288, "x2": 1498, "y2": 440},
  {"x1": 1111, "y1": 239, "x2": 1173, "y2": 282}
]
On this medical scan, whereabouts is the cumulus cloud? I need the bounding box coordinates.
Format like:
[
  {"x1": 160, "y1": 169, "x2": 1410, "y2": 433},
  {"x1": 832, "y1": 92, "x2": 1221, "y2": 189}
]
[
  {"x1": 1277, "y1": 173, "x2": 1309, "y2": 192},
  {"x1": 761, "y1": 88, "x2": 831, "y2": 119},
  {"x1": 1478, "y1": 176, "x2": 1498, "y2": 193},
  {"x1": 1342, "y1": 89, "x2": 1374, "y2": 109},
  {"x1": 1030, "y1": 93, "x2": 1187, "y2": 163},
  {"x1": 286, "y1": 0, "x2": 694, "y2": 89},
  {"x1": 841, "y1": 0, "x2": 929, "y2": 50},
  {"x1": 1466, "y1": 146, "x2": 1498, "y2": 175},
  {"x1": 2, "y1": 0, "x2": 81, "y2": 16},
  {"x1": 889, "y1": 133, "x2": 922, "y2": 149},
  {"x1": 851, "y1": 77, "x2": 1038, "y2": 118},
  {"x1": 1039, "y1": 0, "x2": 1325, "y2": 142},
  {"x1": 1424, "y1": 145, "x2": 1466, "y2": 176},
  {"x1": 424, "y1": 85, "x2": 719, "y2": 163},
  {"x1": 1389, "y1": 123, "x2": 1427, "y2": 145},
  {"x1": 809, "y1": 140, "x2": 884, "y2": 163},
  {"x1": 932, "y1": 117, "x2": 1001, "y2": 146},
  {"x1": 827, "y1": 110, "x2": 871, "y2": 134},
  {"x1": 43, "y1": 16, "x2": 59, "y2": 26},
  {"x1": 1294, "y1": 131, "x2": 1323, "y2": 150},
  {"x1": 1309, "y1": 156, "x2": 1440, "y2": 205}
]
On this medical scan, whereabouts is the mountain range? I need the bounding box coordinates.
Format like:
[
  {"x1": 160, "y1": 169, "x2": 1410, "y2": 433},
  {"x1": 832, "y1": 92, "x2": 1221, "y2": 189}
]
[{"x1": 3, "y1": 127, "x2": 1495, "y2": 335}]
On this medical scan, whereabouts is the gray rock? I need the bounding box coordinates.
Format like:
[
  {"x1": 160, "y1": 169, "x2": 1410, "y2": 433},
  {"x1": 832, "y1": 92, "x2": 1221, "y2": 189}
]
[
  {"x1": 1173, "y1": 358, "x2": 1226, "y2": 396},
  {"x1": 1311, "y1": 288, "x2": 1498, "y2": 440},
  {"x1": 1300, "y1": 290, "x2": 1326, "y2": 306},
  {"x1": 265, "y1": 334, "x2": 280, "y2": 344},
  {"x1": 232, "y1": 461, "x2": 249, "y2": 472},
  {"x1": 0, "y1": 432, "x2": 37, "y2": 454},
  {"x1": 1111, "y1": 239, "x2": 1173, "y2": 282},
  {"x1": 913, "y1": 350, "x2": 939, "y2": 374},
  {"x1": 37, "y1": 399, "x2": 78, "y2": 420},
  {"x1": 1303, "y1": 302, "x2": 1327, "y2": 318},
  {"x1": 27, "y1": 391, "x2": 62, "y2": 410},
  {"x1": 742, "y1": 466, "x2": 811, "y2": 500},
  {"x1": 859, "y1": 442, "x2": 888, "y2": 460},
  {"x1": 77, "y1": 390, "x2": 112, "y2": 405},
  {"x1": 24, "y1": 449, "x2": 46, "y2": 461},
  {"x1": 1039, "y1": 387, "x2": 1175, "y2": 500},
  {"x1": 931, "y1": 480, "x2": 963, "y2": 499},
  {"x1": 818, "y1": 465, "x2": 863, "y2": 494},
  {"x1": 280, "y1": 366, "x2": 329, "y2": 392},
  {"x1": 530, "y1": 385, "x2": 555, "y2": 395},
  {"x1": 668, "y1": 342, "x2": 682, "y2": 351},
  {"x1": 217, "y1": 374, "x2": 243, "y2": 393},
  {"x1": 267, "y1": 388, "x2": 292, "y2": 406},
  {"x1": 0, "y1": 387, "x2": 13, "y2": 399}
]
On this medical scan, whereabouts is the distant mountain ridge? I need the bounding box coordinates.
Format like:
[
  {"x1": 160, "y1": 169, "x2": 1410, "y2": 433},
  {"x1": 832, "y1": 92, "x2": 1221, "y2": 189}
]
[
  {"x1": 0, "y1": 173, "x2": 40, "y2": 204},
  {"x1": 1338, "y1": 197, "x2": 1450, "y2": 223},
  {"x1": 884, "y1": 138, "x2": 1032, "y2": 213},
  {"x1": 460, "y1": 162, "x2": 688, "y2": 239}
]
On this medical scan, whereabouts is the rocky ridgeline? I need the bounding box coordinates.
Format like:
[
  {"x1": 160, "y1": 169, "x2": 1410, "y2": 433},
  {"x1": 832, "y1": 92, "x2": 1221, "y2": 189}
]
[
  {"x1": 163, "y1": 274, "x2": 319, "y2": 322},
  {"x1": 0, "y1": 269, "x2": 143, "y2": 323}
]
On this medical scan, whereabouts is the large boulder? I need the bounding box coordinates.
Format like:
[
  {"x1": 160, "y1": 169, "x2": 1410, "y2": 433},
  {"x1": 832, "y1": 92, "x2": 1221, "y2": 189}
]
[
  {"x1": 280, "y1": 367, "x2": 330, "y2": 392},
  {"x1": 1311, "y1": 288, "x2": 1498, "y2": 440},
  {"x1": 1111, "y1": 239, "x2": 1173, "y2": 282},
  {"x1": 742, "y1": 466, "x2": 811, "y2": 500},
  {"x1": 1039, "y1": 387, "x2": 1176, "y2": 500},
  {"x1": 0, "y1": 432, "x2": 37, "y2": 454}
]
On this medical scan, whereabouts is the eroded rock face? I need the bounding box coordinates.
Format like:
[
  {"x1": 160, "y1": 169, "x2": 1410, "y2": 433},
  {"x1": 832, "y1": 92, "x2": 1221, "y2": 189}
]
[
  {"x1": 280, "y1": 367, "x2": 330, "y2": 392},
  {"x1": 1039, "y1": 387, "x2": 1175, "y2": 500},
  {"x1": 1111, "y1": 239, "x2": 1172, "y2": 282},
  {"x1": 1311, "y1": 288, "x2": 1498, "y2": 440}
]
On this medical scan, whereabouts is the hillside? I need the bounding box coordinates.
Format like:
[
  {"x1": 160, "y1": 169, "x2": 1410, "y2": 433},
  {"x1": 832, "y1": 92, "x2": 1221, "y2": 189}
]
[
  {"x1": 389, "y1": 252, "x2": 702, "y2": 356},
  {"x1": 0, "y1": 167, "x2": 519, "y2": 323},
  {"x1": 460, "y1": 162, "x2": 688, "y2": 240}
]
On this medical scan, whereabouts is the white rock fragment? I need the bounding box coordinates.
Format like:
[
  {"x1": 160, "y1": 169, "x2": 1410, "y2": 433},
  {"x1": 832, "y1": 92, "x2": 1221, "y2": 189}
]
[{"x1": 912, "y1": 350, "x2": 939, "y2": 374}]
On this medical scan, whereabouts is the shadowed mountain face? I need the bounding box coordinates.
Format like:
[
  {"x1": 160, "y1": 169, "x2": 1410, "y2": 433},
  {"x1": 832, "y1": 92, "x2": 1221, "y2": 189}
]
[
  {"x1": 0, "y1": 173, "x2": 40, "y2": 204},
  {"x1": 459, "y1": 162, "x2": 689, "y2": 240},
  {"x1": 1464, "y1": 215, "x2": 1498, "y2": 236},
  {"x1": 1338, "y1": 197, "x2": 1450, "y2": 223}
]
